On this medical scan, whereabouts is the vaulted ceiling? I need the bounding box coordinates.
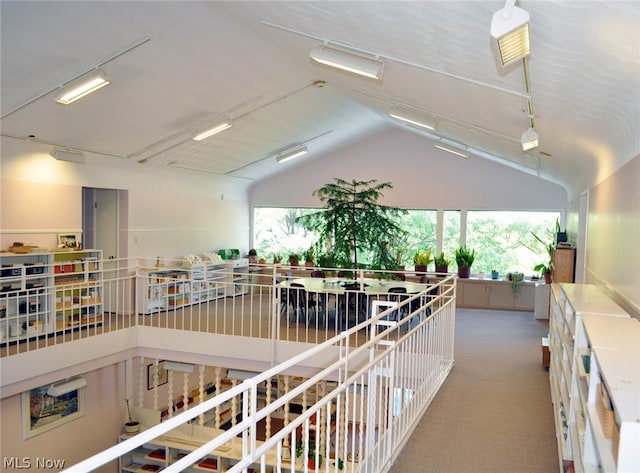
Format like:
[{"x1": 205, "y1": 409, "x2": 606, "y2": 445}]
[{"x1": 1, "y1": 1, "x2": 638, "y2": 198}]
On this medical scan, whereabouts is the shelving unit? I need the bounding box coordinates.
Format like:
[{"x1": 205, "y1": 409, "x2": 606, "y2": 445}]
[
  {"x1": 0, "y1": 253, "x2": 51, "y2": 342},
  {"x1": 224, "y1": 259, "x2": 249, "y2": 297},
  {"x1": 137, "y1": 262, "x2": 227, "y2": 314},
  {"x1": 548, "y1": 283, "x2": 638, "y2": 473},
  {"x1": 119, "y1": 429, "x2": 284, "y2": 473},
  {"x1": 1, "y1": 250, "x2": 104, "y2": 342},
  {"x1": 53, "y1": 250, "x2": 103, "y2": 330}
]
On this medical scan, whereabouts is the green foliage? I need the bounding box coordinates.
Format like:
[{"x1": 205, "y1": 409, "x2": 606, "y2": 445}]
[
  {"x1": 455, "y1": 246, "x2": 476, "y2": 268},
  {"x1": 413, "y1": 249, "x2": 433, "y2": 266},
  {"x1": 296, "y1": 178, "x2": 408, "y2": 269},
  {"x1": 523, "y1": 229, "x2": 555, "y2": 276},
  {"x1": 434, "y1": 252, "x2": 451, "y2": 267},
  {"x1": 303, "y1": 247, "x2": 314, "y2": 263}
]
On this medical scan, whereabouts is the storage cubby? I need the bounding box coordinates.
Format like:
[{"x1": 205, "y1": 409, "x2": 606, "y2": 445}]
[
  {"x1": 0, "y1": 253, "x2": 51, "y2": 342},
  {"x1": 1, "y1": 250, "x2": 103, "y2": 342},
  {"x1": 53, "y1": 250, "x2": 103, "y2": 330},
  {"x1": 548, "y1": 283, "x2": 639, "y2": 473}
]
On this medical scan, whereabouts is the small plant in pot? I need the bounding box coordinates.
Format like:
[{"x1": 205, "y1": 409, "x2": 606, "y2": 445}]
[
  {"x1": 434, "y1": 252, "x2": 450, "y2": 274},
  {"x1": 296, "y1": 439, "x2": 322, "y2": 470},
  {"x1": 289, "y1": 253, "x2": 300, "y2": 267},
  {"x1": 413, "y1": 249, "x2": 433, "y2": 274},
  {"x1": 455, "y1": 246, "x2": 476, "y2": 278},
  {"x1": 304, "y1": 247, "x2": 315, "y2": 268},
  {"x1": 124, "y1": 398, "x2": 140, "y2": 434},
  {"x1": 534, "y1": 261, "x2": 553, "y2": 284}
]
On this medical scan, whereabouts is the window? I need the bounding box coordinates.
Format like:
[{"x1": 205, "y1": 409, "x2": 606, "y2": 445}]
[
  {"x1": 253, "y1": 207, "x2": 560, "y2": 274},
  {"x1": 443, "y1": 210, "x2": 461, "y2": 269},
  {"x1": 253, "y1": 208, "x2": 317, "y2": 262},
  {"x1": 466, "y1": 211, "x2": 559, "y2": 275}
]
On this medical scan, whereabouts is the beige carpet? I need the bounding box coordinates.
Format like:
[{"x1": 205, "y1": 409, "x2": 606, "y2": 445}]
[{"x1": 389, "y1": 308, "x2": 558, "y2": 473}]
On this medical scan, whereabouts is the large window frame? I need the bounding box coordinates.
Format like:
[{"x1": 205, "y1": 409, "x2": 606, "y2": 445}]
[{"x1": 253, "y1": 207, "x2": 561, "y2": 275}]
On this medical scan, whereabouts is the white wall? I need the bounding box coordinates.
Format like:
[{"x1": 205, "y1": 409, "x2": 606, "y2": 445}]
[
  {"x1": 0, "y1": 137, "x2": 250, "y2": 257},
  {"x1": 584, "y1": 155, "x2": 640, "y2": 316},
  {"x1": 250, "y1": 129, "x2": 567, "y2": 210},
  {"x1": 0, "y1": 363, "x2": 123, "y2": 473}
]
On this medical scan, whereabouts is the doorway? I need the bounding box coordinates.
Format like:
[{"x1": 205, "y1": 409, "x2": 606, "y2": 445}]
[{"x1": 82, "y1": 188, "x2": 129, "y2": 313}]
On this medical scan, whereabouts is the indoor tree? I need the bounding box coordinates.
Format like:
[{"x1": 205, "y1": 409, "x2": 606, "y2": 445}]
[{"x1": 297, "y1": 178, "x2": 407, "y2": 269}]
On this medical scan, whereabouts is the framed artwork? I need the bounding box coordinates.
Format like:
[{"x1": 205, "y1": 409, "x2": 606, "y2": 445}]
[
  {"x1": 22, "y1": 383, "x2": 85, "y2": 439},
  {"x1": 57, "y1": 233, "x2": 79, "y2": 249},
  {"x1": 147, "y1": 360, "x2": 168, "y2": 390}
]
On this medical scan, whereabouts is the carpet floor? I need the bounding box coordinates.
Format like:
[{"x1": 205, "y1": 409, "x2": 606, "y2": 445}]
[{"x1": 389, "y1": 308, "x2": 558, "y2": 473}]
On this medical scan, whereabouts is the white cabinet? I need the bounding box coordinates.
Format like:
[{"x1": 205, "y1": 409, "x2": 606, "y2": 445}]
[
  {"x1": 225, "y1": 259, "x2": 249, "y2": 297},
  {"x1": 548, "y1": 283, "x2": 638, "y2": 473},
  {"x1": 534, "y1": 283, "x2": 550, "y2": 319},
  {"x1": 456, "y1": 278, "x2": 535, "y2": 311}
]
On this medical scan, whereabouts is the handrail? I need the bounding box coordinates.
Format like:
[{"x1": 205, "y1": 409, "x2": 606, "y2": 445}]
[{"x1": 62, "y1": 272, "x2": 456, "y2": 472}]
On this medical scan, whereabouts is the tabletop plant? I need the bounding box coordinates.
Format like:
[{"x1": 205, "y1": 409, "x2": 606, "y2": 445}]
[
  {"x1": 434, "y1": 252, "x2": 451, "y2": 273},
  {"x1": 296, "y1": 178, "x2": 407, "y2": 270},
  {"x1": 455, "y1": 246, "x2": 476, "y2": 278},
  {"x1": 413, "y1": 249, "x2": 433, "y2": 273}
]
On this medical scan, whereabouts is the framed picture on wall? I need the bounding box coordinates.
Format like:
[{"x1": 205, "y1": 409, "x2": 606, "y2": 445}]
[
  {"x1": 147, "y1": 360, "x2": 168, "y2": 390},
  {"x1": 22, "y1": 381, "x2": 86, "y2": 439}
]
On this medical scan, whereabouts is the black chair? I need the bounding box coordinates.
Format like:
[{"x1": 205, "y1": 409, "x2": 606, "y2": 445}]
[
  {"x1": 288, "y1": 283, "x2": 308, "y2": 323},
  {"x1": 387, "y1": 287, "x2": 408, "y2": 322}
]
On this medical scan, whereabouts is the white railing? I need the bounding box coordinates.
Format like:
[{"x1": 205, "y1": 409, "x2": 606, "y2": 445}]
[
  {"x1": 2, "y1": 257, "x2": 455, "y2": 353},
  {"x1": 63, "y1": 279, "x2": 456, "y2": 473}
]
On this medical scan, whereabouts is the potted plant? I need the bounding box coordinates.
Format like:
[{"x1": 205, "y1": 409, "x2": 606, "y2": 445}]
[
  {"x1": 413, "y1": 249, "x2": 433, "y2": 274},
  {"x1": 304, "y1": 248, "x2": 315, "y2": 268},
  {"x1": 534, "y1": 261, "x2": 553, "y2": 284},
  {"x1": 124, "y1": 398, "x2": 140, "y2": 433},
  {"x1": 524, "y1": 230, "x2": 555, "y2": 284},
  {"x1": 455, "y1": 246, "x2": 476, "y2": 278},
  {"x1": 491, "y1": 269, "x2": 499, "y2": 280},
  {"x1": 509, "y1": 271, "x2": 525, "y2": 293},
  {"x1": 288, "y1": 253, "x2": 300, "y2": 267},
  {"x1": 248, "y1": 248, "x2": 258, "y2": 265},
  {"x1": 296, "y1": 438, "x2": 322, "y2": 470},
  {"x1": 434, "y1": 252, "x2": 450, "y2": 274},
  {"x1": 296, "y1": 178, "x2": 407, "y2": 269},
  {"x1": 555, "y1": 217, "x2": 567, "y2": 245},
  {"x1": 272, "y1": 254, "x2": 282, "y2": 265}
]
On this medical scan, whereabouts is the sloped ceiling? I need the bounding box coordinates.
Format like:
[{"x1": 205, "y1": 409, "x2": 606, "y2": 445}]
[{"x1": 1, "y1": 1, "x2": 638, "y2": 198}]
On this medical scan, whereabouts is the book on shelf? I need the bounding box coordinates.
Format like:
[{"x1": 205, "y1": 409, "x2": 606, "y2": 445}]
[
  {"x1": 197, "y1": 458, "x2": 217, "y2": 470},
  {"x1": 147, "y1": 449, "x2": 165, "y2": 460}
]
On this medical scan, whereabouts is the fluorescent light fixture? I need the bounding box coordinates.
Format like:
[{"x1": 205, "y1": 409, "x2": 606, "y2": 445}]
[
  {"x1": 434, "y1": 139, "x2": 470, "y2": 158},
  {"x1": 56, "y1": 70, "x2": 110, "y2": 104},
  {"x1": 192, "y1": 119, "x2": 232, "y2": 141},
  {"x1": 164, "y1": 361, "x2": 196, "y2": 373},
  {"x1": 490, "y1": 0, "x2": 530, "y2": 67},
  {"x1": 50, "y1": 148, "x2": 86, "y2": 164},
  {"x1": 521, "y1": 127, "x2": 539, "y2": 151},
  {"x1": 389, "y1": 106, "x2": 436, "y2": 130},
  {"x1": 310, "y1": 45, "x2": 384, "y2": 81},
  {"x1": 275, "y1": 144, "x2": 308, "y2": 164},
  {"x1": 47, "y1": 377, "x2": 87, "y2": 397},
  {"x1": 227, "y1": 369, "x2": 260, "y2": 381}
]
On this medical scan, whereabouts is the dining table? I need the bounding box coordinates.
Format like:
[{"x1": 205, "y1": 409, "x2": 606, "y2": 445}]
[{"x1": 278, "y1": 277, "x2": 429, "y2": 328}]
